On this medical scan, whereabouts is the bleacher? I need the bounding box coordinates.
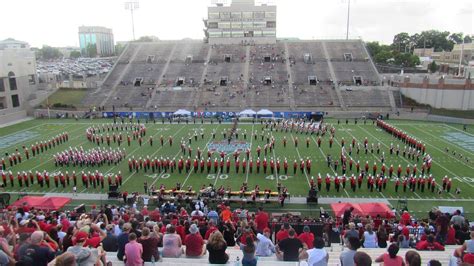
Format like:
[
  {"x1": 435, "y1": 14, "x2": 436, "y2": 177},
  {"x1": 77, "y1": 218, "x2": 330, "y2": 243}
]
[
  {"x1": 83, "y1": 40, "x2": 384, "y2": 110},
  {"x1": 104, "y1": 245, "x2": 455, "y2": 265},
  {"x1": 340, "y1": 88, "x2": 392, "y2": 108}
]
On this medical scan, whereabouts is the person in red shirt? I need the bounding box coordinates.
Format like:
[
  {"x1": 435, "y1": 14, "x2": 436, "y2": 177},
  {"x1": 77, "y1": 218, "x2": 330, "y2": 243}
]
[
  {"x1": 204, "y1": 220, "x2": 218, "y2": 240},
  {"x1": 255, "y1": 207, "x2": 269, "y2": 233},
  {"x1": 415, "y1": 234, "x2": 445, "y2": 251},
  {"x1": 184, "y1": 224, "x2": 205, "y2": 257},
  {"x1": 276, "y1": 223, "x2": 290, "y2": 243},
  {"x1": 298, "y1": 226, "x2": 314, "y2": 249},
  {"x1": 83, "y1": 221, "x2": 107, "y2": 248}
]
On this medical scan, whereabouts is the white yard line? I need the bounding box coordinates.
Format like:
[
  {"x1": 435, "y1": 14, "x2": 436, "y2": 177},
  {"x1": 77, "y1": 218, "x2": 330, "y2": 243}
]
[
  {"x1": 407, "y1": 125, "x2": 474, "y2": 162},
  {"x1": 289, "y1": 133, "x2": 311, "y2": 188},
  {"x1": 444, "y1": 124, "x2": 474, "y2": 137},
  {"x1": 245, "y1": 124, "x2": 254, "y2": 183},
  {"x1": 357, "y1": 125, "x2": 467, "y2": 194}
]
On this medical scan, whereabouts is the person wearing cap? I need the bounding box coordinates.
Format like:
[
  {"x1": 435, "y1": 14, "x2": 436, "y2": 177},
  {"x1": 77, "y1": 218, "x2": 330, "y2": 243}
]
[
  {"x1": 67, "y1": 231, "x2": 105, "y2": 266},
  {"x1": 101, "y1": 224, "x2": 118, "y2": 252},
  {"x1": 117, "y1": 223, "x2": 132, "y2": 261},
  {"x1": 298, "y1": 225, "x2": 315, "y2": 249},
  {"x1": 256, "y1": 228, "x2": 275, "y2": 257},
  {"x1": 184, "y1": 223, "x2": 206, "y2": 257},
  {"x1": 276, "y1": 229, "x2": 304, "y2": 261},
  {"x1": 18, "y1": 231, "x2": 55, "y2": 266}
]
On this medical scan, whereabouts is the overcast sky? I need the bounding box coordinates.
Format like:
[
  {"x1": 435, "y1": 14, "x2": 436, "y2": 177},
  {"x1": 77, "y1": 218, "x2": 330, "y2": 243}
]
[{"x1": 1, "y1": 0, "x2": 472, "y2": 48}]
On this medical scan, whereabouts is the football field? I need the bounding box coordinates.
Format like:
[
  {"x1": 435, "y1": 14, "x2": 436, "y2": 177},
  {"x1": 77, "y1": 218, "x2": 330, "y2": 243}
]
[{"x1": 0, "y1": 118, "x2": 473, "y2": 208}]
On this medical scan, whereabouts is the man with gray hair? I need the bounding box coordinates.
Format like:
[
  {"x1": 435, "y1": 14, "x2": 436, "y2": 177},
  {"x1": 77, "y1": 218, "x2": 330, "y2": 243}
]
[{"x1": 17, "y1": 231, "x2": 55, "y2": 266}]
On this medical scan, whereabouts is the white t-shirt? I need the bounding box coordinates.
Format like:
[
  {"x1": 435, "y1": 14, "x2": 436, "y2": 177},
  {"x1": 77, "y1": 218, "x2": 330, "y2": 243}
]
[{"x1": 307, "y1": 248, "x2": 328, "y2": 266}]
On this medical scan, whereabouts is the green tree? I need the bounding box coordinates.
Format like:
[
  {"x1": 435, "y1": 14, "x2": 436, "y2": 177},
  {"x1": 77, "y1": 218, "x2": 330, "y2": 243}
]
[
  {"x1": 366, "y1": 42, "x2": 393, "y2": 64},
  {"x1": 413, "y1": 30, "x2": 453, "y2": 51},
  {"x1": 86, "y1": 43, "x2": 97, "y2": 58},
  {"x1": 37, "y1": 45, "x2": 63, "y2": 60},
  {"x1": 69, "y1": 51, "x2": 81, "y2": 58},
  {"x1": 428, "y1": 60, "x2": 439, "y2": 73},
  {"x1": 393, "y1": 52, "x2": 420, "y2": 67},
  {"x1": 392, "y1": 32, "x2": 411, "y2": 52}
]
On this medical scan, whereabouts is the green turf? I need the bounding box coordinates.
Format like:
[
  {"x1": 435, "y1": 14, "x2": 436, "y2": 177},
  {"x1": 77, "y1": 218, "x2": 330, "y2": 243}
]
[
  {"x1": 1, "y1": 118, "x2": 473, "y2": 213},
  {"x1": 40, "y1": 88, "x2": 88, "y2": 108}
]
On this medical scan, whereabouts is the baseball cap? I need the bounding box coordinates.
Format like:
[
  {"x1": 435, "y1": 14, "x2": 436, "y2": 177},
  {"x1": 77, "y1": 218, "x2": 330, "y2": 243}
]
[
  {"x1": 75, "y1": 231, "x2": 88, "y2": 242},
  {"x1": 189, "y1": 224, "x2": 199, "y2": 234}
]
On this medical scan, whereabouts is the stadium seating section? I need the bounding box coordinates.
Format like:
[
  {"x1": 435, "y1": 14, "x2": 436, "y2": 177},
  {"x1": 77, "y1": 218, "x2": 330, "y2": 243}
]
[{"x1": 82, "y1": 40, "x2": 386, "y2": 111}]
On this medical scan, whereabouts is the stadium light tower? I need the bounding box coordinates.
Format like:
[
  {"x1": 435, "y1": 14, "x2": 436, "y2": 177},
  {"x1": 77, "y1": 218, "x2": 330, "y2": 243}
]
[{"x1": 125, "y1": 1, "x2": 139, "y2": 41}]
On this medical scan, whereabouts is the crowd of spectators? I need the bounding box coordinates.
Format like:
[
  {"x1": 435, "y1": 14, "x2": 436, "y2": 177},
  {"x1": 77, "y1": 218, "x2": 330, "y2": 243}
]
[{"x1": 0, "y1": 199, "x2": 471, "y2": 266}]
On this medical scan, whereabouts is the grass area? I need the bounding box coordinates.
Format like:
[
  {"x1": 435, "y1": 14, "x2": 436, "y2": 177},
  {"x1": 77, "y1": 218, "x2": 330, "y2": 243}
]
[
  {"x1": 429, "y1": 108, "x2": 474, "y2": 119},
  {"x1": 1, "y1": 118, "x2": 474, "y2": 216},
  {"x1": 40, "y1": 88, "x2": 88, "y2": 109}
]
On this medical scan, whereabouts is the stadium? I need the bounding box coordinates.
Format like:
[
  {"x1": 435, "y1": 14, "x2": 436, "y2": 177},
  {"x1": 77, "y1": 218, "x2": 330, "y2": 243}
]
[{"x1": 0, "y1": 0, "x2": 473, "y2": 265}]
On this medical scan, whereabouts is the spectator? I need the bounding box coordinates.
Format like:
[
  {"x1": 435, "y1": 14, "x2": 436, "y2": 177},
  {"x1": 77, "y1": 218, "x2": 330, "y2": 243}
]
[
  {"x1": 204, "y1": 220, "x2": 219, "y2": 240},
  {"x1": 102, "y1": 225, "x2": 118, "y2": 252},
  {"x1": 221, "y1": 221, "x2": 236, "y2": 247},
  {"x1": 255, "y1": 207, "x2": 269, "y2": 233},
  {"x1": 344, "y1": 223, "x2": 359, "y2": 242},
  {"x1": 404, "y1": 250, "x2": 421, "y2": 266},
  {"x1": 362, "y1": 224, "x2": 377, "y2": 248},
  {"x1": 206, "y1": 231, "x2": 229, "y2": 264},
  {"x1": 207, "y1": 208, "x2": 219, "y2": 224},
  {"x1": 454, "y1": 231, "x2": 474, "y2": 264},
  {"x1": 435, "y1": 211, "x2": 449, "y2": 244},
  {"x1": 446, "y1": 224, "x2": 456, "y2": 245},
  {"x1": 397, "y1": 234, "x2": 410, "y2": 249},
  {"x1": 184, "y1": 224, "x2": 205, "y2": 257},
  {"x1": 340, "y1": 236, "x2": 360, "y2": 266},
  {"x1": 124, "y1": 233, "x2": 143, "y2": 266},
  {"x1": 48, "y1": 252, "x2": 76, "y2": 266},
  {"x1": 162, "y1": 224, "x2": 183, "y2": 257},
  {"x1": 415, "y1": 234, "x2": 445, "y2": 251},
  {"x1": 241, "y1": 236, "x2": 257, "y2": 266},
  {"x1": 276, "y1": 223, "x2": 290, "y2": 243},
  {"x1": 298, "y1": 225, "x2": 315, "y2": 249},
  {"x1": 427, "y1": 260, "x2": 441, "y2": 266},
  {"x1": 61, "y1": 227, "x2": 75, "y2": 252},
  {"x1": 276, "y1": 228, "x2": 304, "y2": 261},
  {"x1": 375, "y1": 243, "x2": 405, "y2": 266},
  {"x1": 401, "y1": 211, "x2": 411, "y2": 225},
  {"x1": 117, "y1": 222, "x2": 132, "y2": 261},
  {"x1": 220, "y1": 206, "x2": 232, "y2": 222},
  {"x1": 306, "y1": 237, "x2": 329, "y2": 266},
  {"x1": 376, "y1": 226, "x2": 388, "y2": 248},
  {"x1": 353, "y1": 251, "x2": 372, "y2": 266},
  {"x1": 18, "y1": 231, "x2": 55, "y2": 266},
  {"x1": 67, "y1": 231, "x2": 104, "y2": 266},
  {"x1": 450, "y1": 210, "x2": 465, "y2": 227},
  {"x1": 256, "y1": 228, "x2": 275, "y2": 257},
  {"x1": 342, "y1": 207, "x2": 354, "y2": 226},
  {"x1": 137, "y1": 227, "x2": 159, "y2": 262}
]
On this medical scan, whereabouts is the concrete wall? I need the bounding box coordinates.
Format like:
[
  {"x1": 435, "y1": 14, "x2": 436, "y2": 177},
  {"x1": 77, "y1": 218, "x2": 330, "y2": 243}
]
[{"x1": 400, "y1": 87, "x2": 474, "y2": 110}]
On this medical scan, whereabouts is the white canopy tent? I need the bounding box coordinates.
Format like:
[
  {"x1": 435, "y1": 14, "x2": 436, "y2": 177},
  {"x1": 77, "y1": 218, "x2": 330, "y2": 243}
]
[
  {"x1": 256, "y1": 109, "x2": 273, "y2": 116},
  {"x1": 238, "y1": 109, "x2": 257, "y2": 117},
  {"x1": 173, "y1": 109, "x2": 191, "y2": 116}
]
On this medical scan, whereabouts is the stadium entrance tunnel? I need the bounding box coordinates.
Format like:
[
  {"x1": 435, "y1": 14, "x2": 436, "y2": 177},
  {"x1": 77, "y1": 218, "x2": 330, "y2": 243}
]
[
  {"x1": 224, "y1": 54, "x2": 232, "y2": 63},
  {"x1": 134, "y1": 77, "x2": 143, "y2": 87},
  {"x1": 353, "y1": 76, "x2": 362, "y2": 86},
  {"x1": 264, "y1": 76, "x2": 272, "y2": 85},
  {"x1": 308, "y1": 76, "x2": 318, "y2": 85},
  {"x1": 264, "y1": 55, "x2": 271, "y2": 62},
  {"x1": 185, "y1": 55, "x2": 193, "y2": 64},
  {"x1": 344, "y1": 53, "x2": 353, "y2": 62},
  {"x1": 176, "y1": 77, "x2": 185, "y2": 86},
  {"x1": 220, "y1": 77, "x2": 228, "y2": 86}
]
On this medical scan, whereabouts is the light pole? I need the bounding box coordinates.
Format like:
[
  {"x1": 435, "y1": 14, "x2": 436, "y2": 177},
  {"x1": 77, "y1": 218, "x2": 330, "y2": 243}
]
[
  {"x1": 346, "y1": 0, "x2": 351, "y2": 40},
  {"x1": 125, "y1": 1, "x2": 139, "y2": 41}
]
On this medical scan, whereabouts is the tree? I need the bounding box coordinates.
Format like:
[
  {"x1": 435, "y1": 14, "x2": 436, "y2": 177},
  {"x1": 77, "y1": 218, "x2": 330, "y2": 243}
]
[
  {"x1": 86, "y1": 43, "x2": 97, "y2": 58},
  {"x1": 413, "y1": 30, "x2": 453, "y2": 51},
  {"x1": 428, "y1": 60, "x2": 439, "y2": 73},
  {"x1": 366, "y1": 42, "x2": 393, "y2": 64},
  {"x1": 392, "y1": 32, "x2": 411, "y2": 52},
  {"x1": 37, "y1": 45, "x2": 63, "y2": 60},
  {"x1": 69, "y1": 51, "x2": 81, "y2": 58},
  {"x1": 393, "y1": 52, "x2": 420, "y2": 67}
]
